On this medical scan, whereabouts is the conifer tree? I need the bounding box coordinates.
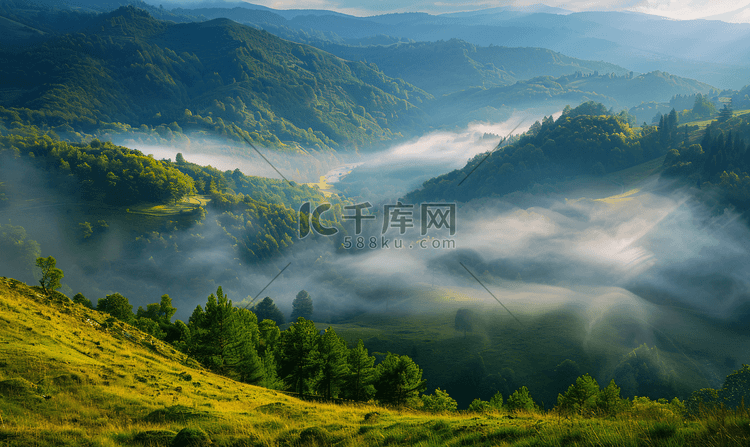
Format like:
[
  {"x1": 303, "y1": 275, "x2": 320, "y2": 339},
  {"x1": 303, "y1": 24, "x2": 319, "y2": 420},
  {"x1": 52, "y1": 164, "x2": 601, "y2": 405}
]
[
  {"x1": 258, "y1": 318, "x2": 281, "y2": 357},
  {"x1": 290, "y1": 290, "x2": 313, "y2": 320},
  {"x1": 345, "y1": 339, "x2": 376, "y2": 401},
  {"x1": 251, "y1": 297, "x2": 285, "y2": 326},
  {"x1": 232, "y1": 308, "x2": 264, "y2": 384},
  {"x1": 556, "y1": 374, "x2": 599, "y2": 415},
  {"x1": 506, "y1": 386, "x2": 536, "y2": 412},
  {"x1": 316, "y1": 327, "x2": 349, "y2": 399},
  {"x1": 374, "y1": 353, "x2": 426, "y2": 406},
  {"x1": 278, "y1": 317, "x2": 321, "y2": 394},
  {"x1": 188, "y1": 287, "x2": 263, "y2": 383}
]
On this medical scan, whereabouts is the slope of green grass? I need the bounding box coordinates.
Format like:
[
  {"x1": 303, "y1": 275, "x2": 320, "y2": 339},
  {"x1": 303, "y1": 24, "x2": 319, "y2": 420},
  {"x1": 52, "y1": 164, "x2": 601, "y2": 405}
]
[{"x1": 2, "y1": 277, "x2": 749, "y2": 446}]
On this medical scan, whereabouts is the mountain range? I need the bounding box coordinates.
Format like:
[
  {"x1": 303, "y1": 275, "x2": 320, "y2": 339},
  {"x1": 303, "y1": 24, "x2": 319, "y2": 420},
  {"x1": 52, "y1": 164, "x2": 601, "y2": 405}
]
[{"x1": 0, "y1": 2, "x2": 729, "y2": 151}]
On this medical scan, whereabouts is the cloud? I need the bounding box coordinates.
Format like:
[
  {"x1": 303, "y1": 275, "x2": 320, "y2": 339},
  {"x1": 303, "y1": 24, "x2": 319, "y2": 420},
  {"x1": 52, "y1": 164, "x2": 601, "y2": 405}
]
[{"x1": 629, "y1": 0, "x2": 750, "y2": 20}]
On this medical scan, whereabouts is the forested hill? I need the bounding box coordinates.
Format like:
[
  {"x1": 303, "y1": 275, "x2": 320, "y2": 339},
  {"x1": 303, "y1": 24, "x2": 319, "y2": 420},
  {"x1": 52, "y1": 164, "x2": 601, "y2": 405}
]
[
  {"x1": 436, "y1": 71, "x2": 712, "y2": 125},
  {"x1": 662, "y1": 110, "x2": 750, "y2": 212},
  {"x1": 0, "y1": 6, "x2": 430, "y2": 151},
  {"x1": 406, "y1": 102, "x2": 668, "y2": 203},
  {"x1": 306, "y1": 39, "x2": 630, "y2": 96}
]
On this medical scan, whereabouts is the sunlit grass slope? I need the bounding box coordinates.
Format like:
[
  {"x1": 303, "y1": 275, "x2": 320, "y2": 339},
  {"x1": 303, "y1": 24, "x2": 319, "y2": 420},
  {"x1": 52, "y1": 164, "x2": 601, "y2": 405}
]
[{"x1": 1, "y1": 277, "x2": 749, "y2": 446}]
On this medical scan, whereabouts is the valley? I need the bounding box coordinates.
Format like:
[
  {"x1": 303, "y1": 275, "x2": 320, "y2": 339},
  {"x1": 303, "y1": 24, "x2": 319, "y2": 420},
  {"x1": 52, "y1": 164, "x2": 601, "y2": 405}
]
[{"x1": 1, "y1": 1, "x2": 750, "y2": 446}]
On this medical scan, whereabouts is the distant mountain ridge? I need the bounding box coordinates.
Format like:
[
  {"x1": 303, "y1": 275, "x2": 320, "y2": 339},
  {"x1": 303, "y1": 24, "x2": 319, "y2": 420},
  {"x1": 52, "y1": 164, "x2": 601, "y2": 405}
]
[
  {"x1": 0, "y1": 3, "x2": 728, "y2": 150},
  {"x1": 168, "y1": 2, "x2": 750, "y2": 89},
  {"x1": 309, "y1": 39, "x2": 629, "y2": 97}
]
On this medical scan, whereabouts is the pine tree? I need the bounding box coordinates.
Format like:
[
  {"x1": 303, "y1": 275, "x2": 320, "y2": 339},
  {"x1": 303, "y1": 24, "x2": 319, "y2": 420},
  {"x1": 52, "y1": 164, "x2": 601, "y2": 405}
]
[
  {"x1": 231, "y1": 308, "x2": 264, "y2": 384},
  {"x1": 290, "y1": 290, "x2": 313, "y2": 321},
  {"x1": 345, "y1": 339, "x2": 376, "y2": 401},
  {"x1": 258, "y1": 318, "x2": 281, "y2": 357},
  {"x1": 556, "y1": 374, "x2": 600, "y2": 415},
  {"x1": 278, "y1": 317, "x2": 320, "y2": 394},
  {"x1": 719, "y1": 101, "x2": 733, "y2": 122},
  {"x1": 374, "y1": 353, "x2": 426, "y2": 407},
  {"x1": 506, "y1": 386, "x2": 536, "y2": 412},
  {"x1": 251, "y1": 297, "x2": 285, "y2": 326},
  {"x1": 188, "y1": 287, "x2": 262, "y2": 382},
  {"x1": 200, "y1": 287, "x2": 234, "y2": 372},
  {"x1": 259, "y1": 350, "x2": 284, "y2": 389},
  {"x1": 316, "y1": 327, "x2": 349, "y2": 399},
  {"x1": 597, "y1": 379, "x2": 623, "y2": 415}
]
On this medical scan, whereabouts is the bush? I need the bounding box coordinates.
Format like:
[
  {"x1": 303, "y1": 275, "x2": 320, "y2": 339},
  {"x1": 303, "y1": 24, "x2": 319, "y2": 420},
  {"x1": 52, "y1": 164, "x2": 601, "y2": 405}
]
[
  {"x1": 468, "y1": 398, "x2": 490, "y2": 413},
  {"x1": 506, "y1": 386, "x2": 536, "y2": 412},
  {"x1": 557, "y1": 374, "x2": 599, "y2": 415},
  {"x1": 421, "y1": 387, "x2": 457, "y2": 413},
  {"x1": 72, "y1": 293, "x2": 93, "y2": 308}
]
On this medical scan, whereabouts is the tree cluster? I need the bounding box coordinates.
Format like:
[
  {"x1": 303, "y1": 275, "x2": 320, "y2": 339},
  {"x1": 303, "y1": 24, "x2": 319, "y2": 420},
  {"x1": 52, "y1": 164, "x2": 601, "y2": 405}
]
[
  {"x1": 662, "y1": 110, "x2": 750, "y2": 212},
  {"x1": 0, "y1": 131, "x2": 193, "y2": 205},
  {"x1": 38, "y1": 255, "x2": 750, "y2": 415},
  {"x1": 409, "y1": 101, "x2": 653, "y2": 203}
]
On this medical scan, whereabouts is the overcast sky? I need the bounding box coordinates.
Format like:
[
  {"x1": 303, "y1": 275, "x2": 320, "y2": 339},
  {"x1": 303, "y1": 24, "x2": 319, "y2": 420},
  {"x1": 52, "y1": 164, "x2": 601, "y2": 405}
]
[{"x1": 228, "y1": 0, "x2": 750, "y2": 22}]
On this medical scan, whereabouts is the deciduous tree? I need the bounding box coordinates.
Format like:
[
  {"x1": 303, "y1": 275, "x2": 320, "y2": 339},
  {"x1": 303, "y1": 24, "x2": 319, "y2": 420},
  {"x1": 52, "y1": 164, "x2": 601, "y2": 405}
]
[
  {"x1": 35, "y1": 256, "x2": 63, "y2": 294},
  {"x1": 97, "y1": 293, "x2": 134, "y2": 323}
]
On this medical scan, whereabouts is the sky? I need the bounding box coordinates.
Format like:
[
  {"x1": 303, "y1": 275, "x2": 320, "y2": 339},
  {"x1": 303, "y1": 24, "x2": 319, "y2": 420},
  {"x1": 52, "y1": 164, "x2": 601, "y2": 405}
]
[{"x1": 206, "y1": 0, "x2": 750, "y2": 22}]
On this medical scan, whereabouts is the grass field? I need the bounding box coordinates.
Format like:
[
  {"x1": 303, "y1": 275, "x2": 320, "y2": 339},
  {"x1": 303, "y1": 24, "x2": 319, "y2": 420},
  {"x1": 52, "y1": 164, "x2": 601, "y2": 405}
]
[{"x1": 125, "y1": 195, "x2": 211, "y2": 218}]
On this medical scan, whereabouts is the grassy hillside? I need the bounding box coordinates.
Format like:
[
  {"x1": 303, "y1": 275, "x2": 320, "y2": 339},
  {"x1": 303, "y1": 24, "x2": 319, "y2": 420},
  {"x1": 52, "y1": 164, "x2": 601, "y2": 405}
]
[{"x1": 2, "y1": 278, "x2": 750, "y2": 446}]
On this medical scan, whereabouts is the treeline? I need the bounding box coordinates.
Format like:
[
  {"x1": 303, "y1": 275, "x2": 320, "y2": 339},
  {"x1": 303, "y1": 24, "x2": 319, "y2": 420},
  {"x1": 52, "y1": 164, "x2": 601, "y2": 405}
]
[
  {"x1": 434, "y1": 70, "x2": 710, "y2": 127},
  {"x1": 76, "y1": 285, "x2": 427, "y2": 405},
  {"x1": 408, "y1": 101, "x2": 663, "y2": 203},
  {"x1": 67, "y1": 278, "x2": 750, "y2": 415},
  {"x1": 662, "y1": 109, "x2": 750, "y2": 212}
]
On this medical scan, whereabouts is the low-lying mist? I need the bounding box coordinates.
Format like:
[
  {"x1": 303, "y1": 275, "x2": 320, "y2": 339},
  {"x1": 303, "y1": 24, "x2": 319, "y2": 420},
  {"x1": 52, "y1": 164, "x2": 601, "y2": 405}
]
[
  {"x1": 110, "y1": 132, "x2": 349, "y2": 183},
  {"x1": 4, "y1": 114, "x2": 749, "y2": 392}
]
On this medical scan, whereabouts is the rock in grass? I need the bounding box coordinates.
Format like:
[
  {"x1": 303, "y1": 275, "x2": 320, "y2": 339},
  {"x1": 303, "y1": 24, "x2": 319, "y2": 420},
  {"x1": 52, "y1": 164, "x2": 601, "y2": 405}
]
[
  {"x1": 299, "y1": 426, "x2": 331, "y2": 444},
  {"x1": 134, "y1": 430, "x2": 177, "y2": 446},
  {"x1": 363, "y1": 412, "x2": 379, "y2": 423},
  {"x1": 171, "y1": 427, "x2": 211, "y2": 447}
]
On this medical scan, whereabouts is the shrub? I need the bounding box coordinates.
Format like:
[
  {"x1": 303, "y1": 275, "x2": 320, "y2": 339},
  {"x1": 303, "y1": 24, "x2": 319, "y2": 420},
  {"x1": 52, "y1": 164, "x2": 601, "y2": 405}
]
[
  {"x1": 421, "y1": 388, "x2": 457, "y2": 413},
  {"x1": 506, "y1": 386, "x2": 536, "y2": 412}
]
